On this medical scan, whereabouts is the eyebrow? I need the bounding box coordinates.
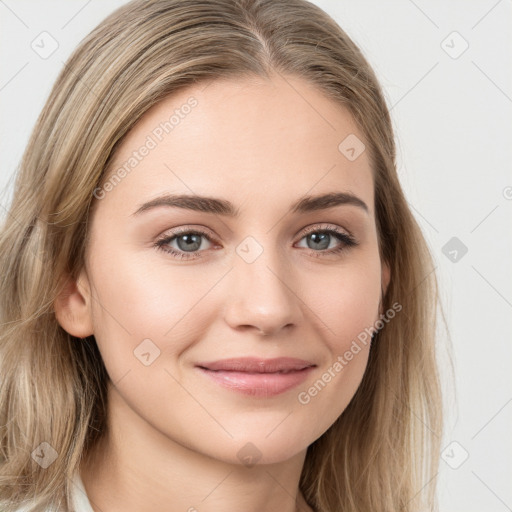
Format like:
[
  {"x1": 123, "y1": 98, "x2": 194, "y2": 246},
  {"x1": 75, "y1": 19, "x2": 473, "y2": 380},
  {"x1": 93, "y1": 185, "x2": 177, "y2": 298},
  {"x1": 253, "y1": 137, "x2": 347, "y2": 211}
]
[{"x1": 132, "y1": 191, "x2": 369, "y2": 217}]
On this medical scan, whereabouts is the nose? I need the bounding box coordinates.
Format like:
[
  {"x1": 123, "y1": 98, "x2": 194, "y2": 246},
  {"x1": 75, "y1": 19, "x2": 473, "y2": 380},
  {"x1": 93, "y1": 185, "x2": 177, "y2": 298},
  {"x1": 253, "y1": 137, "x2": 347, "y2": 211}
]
[{"x1": 223, "y1": 244, "x2": 302, "y2": 337}]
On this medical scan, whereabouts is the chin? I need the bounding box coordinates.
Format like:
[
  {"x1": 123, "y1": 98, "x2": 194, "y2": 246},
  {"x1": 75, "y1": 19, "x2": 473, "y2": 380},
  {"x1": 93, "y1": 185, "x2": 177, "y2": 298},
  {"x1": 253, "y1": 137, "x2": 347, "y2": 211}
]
[{"x1": 208, "y1": 431, "x2": 312, "y2": 467}]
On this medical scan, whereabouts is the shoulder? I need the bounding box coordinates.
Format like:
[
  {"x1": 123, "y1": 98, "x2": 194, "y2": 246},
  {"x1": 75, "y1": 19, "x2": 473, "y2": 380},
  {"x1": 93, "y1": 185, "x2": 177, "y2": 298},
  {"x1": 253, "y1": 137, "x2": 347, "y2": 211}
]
[{"x1": 10, "y1": 470, "x2": 94, "y2": 512}]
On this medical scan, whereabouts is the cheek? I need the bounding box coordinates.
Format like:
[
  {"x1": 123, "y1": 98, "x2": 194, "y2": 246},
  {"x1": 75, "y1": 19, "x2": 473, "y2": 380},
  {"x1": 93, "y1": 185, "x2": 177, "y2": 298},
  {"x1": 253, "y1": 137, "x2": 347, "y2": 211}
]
[
  {"x1": 293, "y1": 254, "x2": 381, "y2": 413},
  {"x1": 303, "y1": 255, "x2": 382, "y2": 348},
  {"x1": 87, "y1": 248, "x2": 223, "y2": 371}
]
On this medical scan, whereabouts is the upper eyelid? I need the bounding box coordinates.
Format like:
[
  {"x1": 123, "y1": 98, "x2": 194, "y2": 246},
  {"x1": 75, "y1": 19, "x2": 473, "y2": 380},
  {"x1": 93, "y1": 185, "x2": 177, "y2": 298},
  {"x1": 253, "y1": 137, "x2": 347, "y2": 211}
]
[
  {"x1": 158, "y1": 223, "x2": 351, "y2": 241},
  {"x1": 158, "y1": 225, "x2": 217, "y2": 240},
  {"x1": 157, "y1": 224, "x2": 354, "y2": 250},
  {"x1": 300, "y1": 223, "x2": 352, "y2": 236}
]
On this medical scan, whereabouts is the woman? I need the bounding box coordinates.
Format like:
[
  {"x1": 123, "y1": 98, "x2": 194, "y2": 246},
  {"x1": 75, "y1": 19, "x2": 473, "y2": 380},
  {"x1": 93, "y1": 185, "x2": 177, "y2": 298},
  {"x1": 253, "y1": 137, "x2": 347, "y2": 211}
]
[{"x1": 0, "y1": 0, "x2": 444, "y2": 511}]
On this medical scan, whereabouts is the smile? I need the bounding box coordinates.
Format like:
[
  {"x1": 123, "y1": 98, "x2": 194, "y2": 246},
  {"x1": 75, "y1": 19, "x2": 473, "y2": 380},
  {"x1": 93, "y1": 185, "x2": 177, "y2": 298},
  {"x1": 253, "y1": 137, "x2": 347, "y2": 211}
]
[{"x1": 195, "y1": 357, "x2": 316, "y2": 397}]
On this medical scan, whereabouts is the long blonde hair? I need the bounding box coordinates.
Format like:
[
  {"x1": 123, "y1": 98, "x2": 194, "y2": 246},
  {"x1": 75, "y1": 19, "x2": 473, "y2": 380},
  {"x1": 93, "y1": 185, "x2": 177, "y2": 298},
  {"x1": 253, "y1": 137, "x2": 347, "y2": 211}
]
[{"x1": 0, "y1": 0, "x2": 444, "y2": 510}]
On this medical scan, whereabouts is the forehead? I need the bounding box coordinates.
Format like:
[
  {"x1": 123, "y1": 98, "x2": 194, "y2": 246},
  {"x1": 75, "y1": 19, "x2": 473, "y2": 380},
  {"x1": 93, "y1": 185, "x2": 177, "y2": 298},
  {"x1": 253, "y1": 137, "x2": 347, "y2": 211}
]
[{"x1": 100, "y1": 73, "x2": 374, "y2": 216}]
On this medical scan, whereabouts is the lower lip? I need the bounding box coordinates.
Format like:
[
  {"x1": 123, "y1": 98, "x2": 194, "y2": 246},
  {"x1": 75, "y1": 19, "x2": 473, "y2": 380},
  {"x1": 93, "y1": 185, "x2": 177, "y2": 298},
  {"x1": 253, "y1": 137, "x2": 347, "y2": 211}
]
[{"x1": 197, "y1": 367, "x2": 315, "y2": 397}]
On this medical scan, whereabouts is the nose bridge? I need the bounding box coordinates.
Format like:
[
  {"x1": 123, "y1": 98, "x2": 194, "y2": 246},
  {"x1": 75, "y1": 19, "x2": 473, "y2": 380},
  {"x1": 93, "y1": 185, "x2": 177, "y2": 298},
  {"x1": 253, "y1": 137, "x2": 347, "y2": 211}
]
[{"x1": 223, "y1": 234, "x2": 301, "y2": 335}]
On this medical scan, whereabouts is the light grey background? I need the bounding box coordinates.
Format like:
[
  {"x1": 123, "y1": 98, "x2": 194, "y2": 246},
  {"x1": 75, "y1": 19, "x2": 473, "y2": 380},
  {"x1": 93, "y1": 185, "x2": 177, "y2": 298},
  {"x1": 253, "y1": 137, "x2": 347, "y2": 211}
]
[{"x1": 1, "y1": 1, "x2": 511, "y2": 511}]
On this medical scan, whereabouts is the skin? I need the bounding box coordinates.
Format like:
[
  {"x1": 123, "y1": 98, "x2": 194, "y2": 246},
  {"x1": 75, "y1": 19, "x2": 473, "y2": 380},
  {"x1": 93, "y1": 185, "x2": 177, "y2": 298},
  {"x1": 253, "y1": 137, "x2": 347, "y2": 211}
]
[{"x1": 55, "y1": 72, "x2": 390, "y2": 512}]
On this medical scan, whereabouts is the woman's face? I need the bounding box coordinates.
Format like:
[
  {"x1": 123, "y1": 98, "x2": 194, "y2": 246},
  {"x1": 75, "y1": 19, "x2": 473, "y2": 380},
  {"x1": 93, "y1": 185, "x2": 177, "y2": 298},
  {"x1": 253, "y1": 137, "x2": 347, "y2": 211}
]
[{"x1": 70, "y1": 73, "x2": 389, "y2": 465}]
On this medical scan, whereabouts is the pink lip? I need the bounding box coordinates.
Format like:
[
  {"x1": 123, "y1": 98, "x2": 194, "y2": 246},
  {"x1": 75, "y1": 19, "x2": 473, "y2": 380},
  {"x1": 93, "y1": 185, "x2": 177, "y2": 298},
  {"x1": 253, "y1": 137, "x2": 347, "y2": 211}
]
[{"x1": 195, "y1": 357, "x2": 316, "y2": 397}]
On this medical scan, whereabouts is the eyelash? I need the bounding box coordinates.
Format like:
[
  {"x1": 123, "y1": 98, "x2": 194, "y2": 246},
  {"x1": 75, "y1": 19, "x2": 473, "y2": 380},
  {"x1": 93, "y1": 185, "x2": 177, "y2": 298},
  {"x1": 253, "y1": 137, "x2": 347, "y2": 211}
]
[{"x1": 154, "y1": 224, "x2": 358, "y2": 261}]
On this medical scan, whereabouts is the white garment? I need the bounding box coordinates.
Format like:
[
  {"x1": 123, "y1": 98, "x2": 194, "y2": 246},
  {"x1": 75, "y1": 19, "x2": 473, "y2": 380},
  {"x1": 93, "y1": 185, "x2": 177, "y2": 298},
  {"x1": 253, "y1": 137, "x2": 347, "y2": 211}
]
[
  {"x1": 13, "y1": 470, "x2": 94, "y2": 512},
  {"x1": 71, "y1": 470, "x2": 95, "y2": 512}
]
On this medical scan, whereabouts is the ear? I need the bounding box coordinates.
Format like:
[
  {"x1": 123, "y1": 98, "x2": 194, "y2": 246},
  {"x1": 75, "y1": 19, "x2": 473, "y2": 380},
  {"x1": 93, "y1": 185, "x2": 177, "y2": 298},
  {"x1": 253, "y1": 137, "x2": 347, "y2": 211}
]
[{"x1": 54, "y1": 269, "x2": 94, "y2": 338}]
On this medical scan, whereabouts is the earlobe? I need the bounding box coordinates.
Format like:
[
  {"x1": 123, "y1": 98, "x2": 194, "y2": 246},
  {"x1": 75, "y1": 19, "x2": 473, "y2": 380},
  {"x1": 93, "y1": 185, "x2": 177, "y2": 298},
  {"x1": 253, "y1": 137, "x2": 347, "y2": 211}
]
[{"x1": 54, "y1": 270, "x2": 94, "y2": 338}]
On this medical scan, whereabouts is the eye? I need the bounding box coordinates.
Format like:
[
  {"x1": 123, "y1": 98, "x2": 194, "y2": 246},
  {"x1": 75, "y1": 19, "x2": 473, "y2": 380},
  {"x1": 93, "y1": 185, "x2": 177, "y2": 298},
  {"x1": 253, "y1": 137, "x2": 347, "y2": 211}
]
[
  {"x1": 154, "y1": 228, "x2": 216, "y2": 260},
  {"x1": 295, "y1": 224, "x2": 357, "y2": 257},
  {"x1": 154, "y1": 224, "x2": 358, "y2": 261}
]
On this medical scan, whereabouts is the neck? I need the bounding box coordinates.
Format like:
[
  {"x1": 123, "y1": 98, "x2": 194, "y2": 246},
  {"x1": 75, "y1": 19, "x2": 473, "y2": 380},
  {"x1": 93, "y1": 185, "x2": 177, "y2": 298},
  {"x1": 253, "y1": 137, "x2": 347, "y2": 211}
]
[{"x1": 80, "y1": 384, "x2": 314, "y2": 512}]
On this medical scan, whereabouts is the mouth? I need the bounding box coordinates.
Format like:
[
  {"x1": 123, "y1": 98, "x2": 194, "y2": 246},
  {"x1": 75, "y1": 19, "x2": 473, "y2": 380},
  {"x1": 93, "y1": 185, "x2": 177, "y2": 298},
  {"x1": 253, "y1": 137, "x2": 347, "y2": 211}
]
[{"x1": 195, "y1": 357, "x2": 316, "y2": 397}]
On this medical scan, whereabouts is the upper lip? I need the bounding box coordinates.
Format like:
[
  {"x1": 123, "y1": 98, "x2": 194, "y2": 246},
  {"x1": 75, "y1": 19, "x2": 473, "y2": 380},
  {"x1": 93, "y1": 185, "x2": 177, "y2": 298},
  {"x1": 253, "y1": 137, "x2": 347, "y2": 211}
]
[{"x1": 196, "y1": 357, "x2": 316, "y2": 373}]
